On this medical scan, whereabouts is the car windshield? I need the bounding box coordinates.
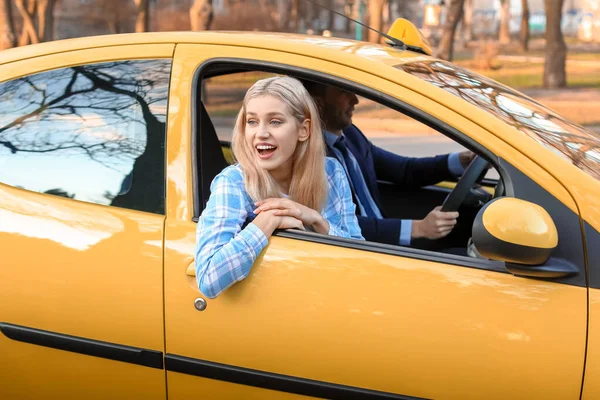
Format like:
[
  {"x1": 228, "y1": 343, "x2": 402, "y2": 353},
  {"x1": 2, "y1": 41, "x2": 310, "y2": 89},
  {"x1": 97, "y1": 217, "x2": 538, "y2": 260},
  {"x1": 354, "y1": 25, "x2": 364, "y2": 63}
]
[{"x1": 395, "y1": 60, "x2": 600, "y2": 181}]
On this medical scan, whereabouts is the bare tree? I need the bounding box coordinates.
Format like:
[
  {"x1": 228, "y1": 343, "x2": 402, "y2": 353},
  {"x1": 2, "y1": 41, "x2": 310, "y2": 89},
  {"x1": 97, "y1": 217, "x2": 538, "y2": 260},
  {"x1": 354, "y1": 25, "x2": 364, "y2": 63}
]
[
  {"x1": 36, "y1": 0, "x2": 55, "y2": 41},
  {"x1": 290, "y1": 0, "x2": 299, "y2": 32},
  {"x1": 277, "y1": 0, "x2": 291, "y2": 31},
  {"x1": 344, "y1": 0, "x2": 354, "y2": 34},
  {"x1": 368, "y1": 0, "x2": 386, "y2": 42},
  {"x1": 15, "y1": 0, "x2": 39, "y2": 45},
  {"x1": 436, "y1": 0, "x2": 465, "y2": 61},
  {"x1": 543, "y1": 0, "x2": 566, "y2": 88},
  {"x1": 190, "y1": 0, "x2": 214, "y2": 31},
  {"x1": 14, "y1": 0, "x2": 56, "y2": 45},
  {"x1": 105, "y1": 0, "x2": 123, "y2": 34},
  {"x1": 461, "y1": 0, "x2": 473, "y2": 47},
  {"x1": 498, "y1": 0, "x2": 510, "y2": 44},
  {"x1": 304, "y1": 0, "x2": 317, "y2": 32},
  {"x1": 519, "y1": 0, "x2": 530, "y2": 51},
  {"x1": 134, "y1": 0, "x2": 150, "y2": 33},
  {"x1": 326, "y1": 0, "x2": 335, "y2": 31},
  {"x1": 0, "y1": 0, "x2": 16, "y2": 49}
]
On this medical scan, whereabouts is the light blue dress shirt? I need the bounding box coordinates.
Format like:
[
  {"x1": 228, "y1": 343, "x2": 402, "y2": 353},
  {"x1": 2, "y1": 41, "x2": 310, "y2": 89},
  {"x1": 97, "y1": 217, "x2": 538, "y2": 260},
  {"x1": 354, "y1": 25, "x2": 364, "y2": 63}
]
[{"x1": 195, "y1": 157, "x2": 364, "y2": 298}]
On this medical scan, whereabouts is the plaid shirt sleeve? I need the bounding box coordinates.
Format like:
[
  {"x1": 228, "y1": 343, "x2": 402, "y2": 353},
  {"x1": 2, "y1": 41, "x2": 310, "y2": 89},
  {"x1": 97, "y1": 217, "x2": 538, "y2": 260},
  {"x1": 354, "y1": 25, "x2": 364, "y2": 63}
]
[
  {"x1": 194, "y1": 167, "x2": 268, "y2": 298},
  {"x1": 323, "y1": 158, "x2": 365, "y2": 241}
]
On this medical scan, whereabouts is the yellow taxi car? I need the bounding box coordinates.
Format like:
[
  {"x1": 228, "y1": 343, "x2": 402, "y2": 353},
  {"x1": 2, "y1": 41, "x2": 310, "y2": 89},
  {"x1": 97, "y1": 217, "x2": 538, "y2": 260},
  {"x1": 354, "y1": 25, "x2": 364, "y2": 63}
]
[{"x1": 1, "y1": 21, "x2": 599, "y2": 400}]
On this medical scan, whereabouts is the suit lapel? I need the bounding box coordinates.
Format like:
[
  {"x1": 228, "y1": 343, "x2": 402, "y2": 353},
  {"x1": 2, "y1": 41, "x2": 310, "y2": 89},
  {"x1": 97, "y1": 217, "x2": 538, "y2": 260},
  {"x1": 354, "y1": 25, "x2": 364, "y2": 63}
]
[{"x1": 343, "y1": 125, "x2": 386, "y2": 215}]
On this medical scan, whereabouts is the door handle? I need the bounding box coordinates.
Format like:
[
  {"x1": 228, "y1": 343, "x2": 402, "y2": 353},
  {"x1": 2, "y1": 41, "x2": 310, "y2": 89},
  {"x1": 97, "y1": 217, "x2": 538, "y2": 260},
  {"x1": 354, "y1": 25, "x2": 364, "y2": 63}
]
[
  {"x1": 186, "y1": 263, "x2": 201, "y2": 294},
  {"x1": 186, "y1": 263, "x2": 196, "y2": 277}
]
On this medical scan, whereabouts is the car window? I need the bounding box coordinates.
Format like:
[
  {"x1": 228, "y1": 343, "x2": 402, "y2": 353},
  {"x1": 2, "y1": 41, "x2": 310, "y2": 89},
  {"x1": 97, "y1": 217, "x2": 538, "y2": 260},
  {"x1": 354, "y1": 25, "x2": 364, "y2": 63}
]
[
  {"x1": 0, "y1": 59, "x2": 171, "y2": 214},
  {"x1": 350, "y1": 94, "x2": 499, "y2": 181},
  {"x1": 203, "y1": 71, "x2": 497, "y2": 180},
  {"x1": 199, "y1": 69, "x2": 501, "y2": 255}
]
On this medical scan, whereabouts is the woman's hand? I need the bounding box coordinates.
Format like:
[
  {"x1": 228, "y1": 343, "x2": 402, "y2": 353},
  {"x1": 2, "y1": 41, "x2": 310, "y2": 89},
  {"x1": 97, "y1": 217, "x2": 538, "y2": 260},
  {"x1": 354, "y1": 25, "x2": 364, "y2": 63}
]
[
  {"x1": 254, "y1": 198, "x2": 330, "y2": 235},
  {"x1": 252, "y1": 209, "x2": 304, "y2": 237}
]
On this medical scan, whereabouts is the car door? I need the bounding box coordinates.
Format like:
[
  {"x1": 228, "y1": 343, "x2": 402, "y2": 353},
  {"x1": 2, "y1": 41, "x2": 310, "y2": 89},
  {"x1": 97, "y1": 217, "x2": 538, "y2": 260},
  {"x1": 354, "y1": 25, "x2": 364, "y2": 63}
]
[
  {"x1": 0, "y1": 44, "x2": 173, "y2": 399},
  {"x1": 582, "y1": 223, "x2": 600, "y2": 399},
  {"x1": 163, "y1": 44, "x2": 586, "y2": 399}
]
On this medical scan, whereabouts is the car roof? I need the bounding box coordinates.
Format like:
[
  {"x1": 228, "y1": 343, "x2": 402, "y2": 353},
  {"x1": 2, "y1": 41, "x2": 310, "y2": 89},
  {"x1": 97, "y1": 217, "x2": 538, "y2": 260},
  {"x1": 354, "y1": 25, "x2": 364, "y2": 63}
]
[{"x1": 0, "y1": 31, "x2": 429, "y2": 67}]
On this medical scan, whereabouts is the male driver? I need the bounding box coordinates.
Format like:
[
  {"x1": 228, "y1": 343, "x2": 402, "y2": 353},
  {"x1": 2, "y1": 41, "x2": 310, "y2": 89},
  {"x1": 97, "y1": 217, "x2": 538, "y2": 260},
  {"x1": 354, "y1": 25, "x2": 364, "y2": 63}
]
[{"x1": 304, "y1": 81, "x2": 477, "y2": 248}]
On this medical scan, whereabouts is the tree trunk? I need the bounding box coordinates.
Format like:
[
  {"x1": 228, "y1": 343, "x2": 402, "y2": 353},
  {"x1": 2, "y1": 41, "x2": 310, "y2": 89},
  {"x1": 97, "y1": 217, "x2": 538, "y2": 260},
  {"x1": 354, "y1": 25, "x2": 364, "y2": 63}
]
[
  {"x1": 344, "y1": 0, "x2": 352, "y2": 34},
  {"x1": 15, "y1": 0, "x2": 39, "y2": 46},
  {"x1": 107, "y1": 3, "x2": 121, "y2": 34},
  {"x1": 368, "y1": 0, "x2": 386, "y2": 43},
  {"x1": 326, "y1": 0, "x2": 334, "y2": 31},
  {"x1": 304, "y1": 0, "x2": 316, "y2": 32},
  {"x1": 97, "y1": 0, "x2": 120, "y2": 34},
  {"x1": 382, "y1": 0, "x2": 390, "y2": 31},
  {"x1": 289, "y1": 0, "x2": 299, "y2": 32},
  {"x1": 0, "y1": 0, "x2": 16, "y2": 49},
  {"x1": 543, "y1": 0, "x2": 566, "y2": 88},
  {"x1": 190, "y1": 0, "x2": 213, "y2": 31},
  {"x1": 134, "y1": 0, "x2": 149, "y2": 33},
  {"x1": 436, "y1": 0, "x2": 465, "y2": 61},
  {"x1": 277, "y1": 0, "x2": 290, "y2": 32},
  {"x1": 461, "y1": 0, "x2": 473, "y2": 46},
  {"x1": 36, "y1": 0, "x2": 55, "y2": 42},
  {"x1": 499, "y1": 0, "x2": 511, "y2": 44},
  {"x1": 519, "y1": 0, "x2": 530, "y2": 51}
]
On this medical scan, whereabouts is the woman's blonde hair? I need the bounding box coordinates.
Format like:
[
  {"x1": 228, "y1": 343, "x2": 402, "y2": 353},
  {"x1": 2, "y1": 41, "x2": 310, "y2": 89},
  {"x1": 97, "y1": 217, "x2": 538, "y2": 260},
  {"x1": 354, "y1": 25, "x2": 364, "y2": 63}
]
[{"x1": 232, "y1": 76, "x2": 327, "y2": 212}]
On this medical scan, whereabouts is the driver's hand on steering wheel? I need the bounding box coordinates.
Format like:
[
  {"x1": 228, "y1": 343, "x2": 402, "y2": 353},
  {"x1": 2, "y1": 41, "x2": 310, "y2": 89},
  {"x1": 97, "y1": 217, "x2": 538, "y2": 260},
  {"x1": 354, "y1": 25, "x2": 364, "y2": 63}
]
[
  {"x1": 458, "y1": 151, "x2": 477, "y2": 169},
  {"x1": 411, "y1": 206, "x2": 459, "y2": 240},
  {"x1": 459, "y1": 151, "x2": 492, "y2": 171}
]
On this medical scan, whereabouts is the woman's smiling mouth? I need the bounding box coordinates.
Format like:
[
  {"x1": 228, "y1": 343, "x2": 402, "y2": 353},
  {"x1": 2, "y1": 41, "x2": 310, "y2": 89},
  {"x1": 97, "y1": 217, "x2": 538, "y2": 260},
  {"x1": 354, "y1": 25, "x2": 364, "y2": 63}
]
[{"x1": 256, "y1": 143, "x2": 278, "y2": 159}]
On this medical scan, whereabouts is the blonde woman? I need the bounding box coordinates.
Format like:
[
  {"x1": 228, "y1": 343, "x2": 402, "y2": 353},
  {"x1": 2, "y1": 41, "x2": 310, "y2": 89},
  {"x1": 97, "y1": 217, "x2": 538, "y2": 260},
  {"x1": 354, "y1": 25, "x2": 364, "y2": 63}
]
[{"x1": 195, "y1": 76, "x2": 363, "y2": 298}]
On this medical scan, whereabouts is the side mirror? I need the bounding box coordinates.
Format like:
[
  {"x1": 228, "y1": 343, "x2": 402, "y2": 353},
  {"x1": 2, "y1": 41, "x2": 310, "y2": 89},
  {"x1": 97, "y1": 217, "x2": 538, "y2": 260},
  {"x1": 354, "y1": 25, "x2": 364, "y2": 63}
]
[{"x1": 472, "y1": 197, "x2": 558, "y2": 264}]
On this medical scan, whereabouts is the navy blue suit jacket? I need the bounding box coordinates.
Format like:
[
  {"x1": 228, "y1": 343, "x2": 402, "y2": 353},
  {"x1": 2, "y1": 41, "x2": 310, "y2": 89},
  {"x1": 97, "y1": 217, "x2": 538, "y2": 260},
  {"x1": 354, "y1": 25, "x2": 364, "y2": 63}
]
[{"x1": 325, "y1": 125, "x2": 454, "y2": 245}]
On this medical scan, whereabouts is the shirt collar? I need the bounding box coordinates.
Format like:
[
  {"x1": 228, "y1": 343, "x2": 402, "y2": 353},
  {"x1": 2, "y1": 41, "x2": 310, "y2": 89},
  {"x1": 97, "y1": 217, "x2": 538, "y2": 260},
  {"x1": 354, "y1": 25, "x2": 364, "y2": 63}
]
[{"x1": 324, "y1": 130, "x2": 342, "y2": 148}]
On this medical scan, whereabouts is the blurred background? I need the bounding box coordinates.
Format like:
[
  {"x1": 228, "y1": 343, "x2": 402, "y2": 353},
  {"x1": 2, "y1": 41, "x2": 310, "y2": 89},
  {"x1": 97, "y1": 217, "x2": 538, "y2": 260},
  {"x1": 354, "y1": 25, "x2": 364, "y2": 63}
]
[{"x1": 1, "y1": 0, "x2": 598, "y2": 133}]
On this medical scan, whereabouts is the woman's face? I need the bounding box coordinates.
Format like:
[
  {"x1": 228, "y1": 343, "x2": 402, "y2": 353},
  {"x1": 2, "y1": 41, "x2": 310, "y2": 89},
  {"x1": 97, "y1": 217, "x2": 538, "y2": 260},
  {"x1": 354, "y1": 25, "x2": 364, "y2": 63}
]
[{"x1": 244, "y1": 94, "x2": 309, "y2": 176}]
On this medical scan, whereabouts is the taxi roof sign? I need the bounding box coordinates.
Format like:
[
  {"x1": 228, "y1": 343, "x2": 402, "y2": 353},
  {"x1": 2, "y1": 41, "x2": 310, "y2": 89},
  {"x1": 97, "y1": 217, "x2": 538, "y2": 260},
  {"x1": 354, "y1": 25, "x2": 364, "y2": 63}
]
[{"x1": 386, "y1": 18, "x2": 433, "y2": 56}]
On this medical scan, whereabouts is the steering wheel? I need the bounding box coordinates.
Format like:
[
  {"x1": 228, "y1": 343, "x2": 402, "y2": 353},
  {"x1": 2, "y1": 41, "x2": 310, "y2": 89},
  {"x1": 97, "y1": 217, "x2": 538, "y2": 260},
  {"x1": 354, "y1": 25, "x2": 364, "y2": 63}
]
[{"x1": 441, "y1": 156, "x2": 490, "y2": 212}]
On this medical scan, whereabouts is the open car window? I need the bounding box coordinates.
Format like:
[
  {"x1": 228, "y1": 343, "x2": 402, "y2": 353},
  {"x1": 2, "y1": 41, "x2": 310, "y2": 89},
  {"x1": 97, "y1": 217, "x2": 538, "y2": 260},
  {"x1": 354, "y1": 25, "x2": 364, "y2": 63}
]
[
  {"x1": 199, "y1": 68, "x2": 503, "y2": 258},
  {"x1": 203, "y1": 70, "x2": 499, "y2": 181}
]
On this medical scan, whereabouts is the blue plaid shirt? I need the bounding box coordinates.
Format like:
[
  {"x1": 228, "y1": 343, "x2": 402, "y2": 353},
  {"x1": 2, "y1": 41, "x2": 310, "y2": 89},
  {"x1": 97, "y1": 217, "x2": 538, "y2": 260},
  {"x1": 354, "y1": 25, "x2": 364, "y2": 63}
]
[{"x1": 195, "y1": 157, "x2": 364, "y2": 298}]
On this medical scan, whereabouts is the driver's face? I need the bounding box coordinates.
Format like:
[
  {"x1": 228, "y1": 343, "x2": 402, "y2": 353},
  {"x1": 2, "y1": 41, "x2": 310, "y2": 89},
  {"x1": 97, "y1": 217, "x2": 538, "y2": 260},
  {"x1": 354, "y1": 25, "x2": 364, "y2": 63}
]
[{"x1": 320, "y1": 86, "x2": 359, "y2": 133}]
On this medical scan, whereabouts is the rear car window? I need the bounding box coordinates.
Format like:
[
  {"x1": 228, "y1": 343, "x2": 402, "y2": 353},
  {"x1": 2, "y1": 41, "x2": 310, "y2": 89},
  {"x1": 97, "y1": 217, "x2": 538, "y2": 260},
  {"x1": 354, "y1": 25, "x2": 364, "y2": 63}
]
[{"x1": 0, "y1": 59, "x2": 171, "y2": 214}]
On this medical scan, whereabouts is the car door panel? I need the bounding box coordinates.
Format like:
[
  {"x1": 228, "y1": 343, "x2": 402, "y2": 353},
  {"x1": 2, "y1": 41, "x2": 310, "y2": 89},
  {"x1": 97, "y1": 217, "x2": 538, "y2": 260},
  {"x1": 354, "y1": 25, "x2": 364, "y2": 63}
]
[
  {"x1": 583, "y1": 289, "x2": 600, "y2": 399},
  {"x1": 165, "y1": 220, "x2": 585, "y2": 399},
  {"x1": 167, "y1": 372, "x2": 317, "y2": 400},
  {"x1": 164, "y1": 44, "x2": 586, "y2": 399},
  {"x1": 0, "y1": 186, "x2": 166, "y2": 399},
  {"x1": 582, "y1": 224, "x2": 600, "y2": 399}
]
